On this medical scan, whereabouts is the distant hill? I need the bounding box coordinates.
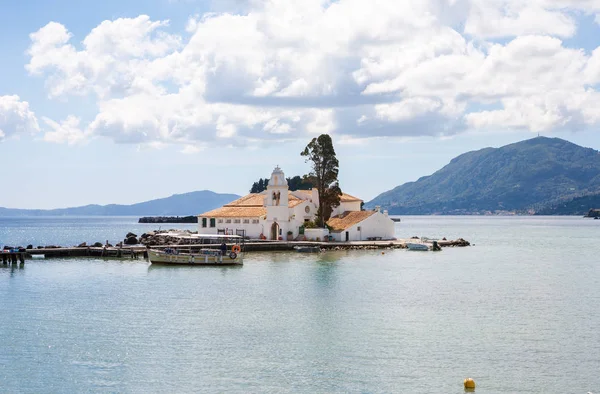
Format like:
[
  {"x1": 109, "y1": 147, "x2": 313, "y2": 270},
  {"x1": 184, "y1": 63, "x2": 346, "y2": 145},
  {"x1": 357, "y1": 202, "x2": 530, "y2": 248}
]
[
  {"x1": 367, "y1": 137, "x2": 600, "y2": 215},
  {"x1": 534, "y1": 193, "x2": 600, "y2": 216},
  {"x1": 0, "y1": 191, "x2": 240, "y2": 217}
]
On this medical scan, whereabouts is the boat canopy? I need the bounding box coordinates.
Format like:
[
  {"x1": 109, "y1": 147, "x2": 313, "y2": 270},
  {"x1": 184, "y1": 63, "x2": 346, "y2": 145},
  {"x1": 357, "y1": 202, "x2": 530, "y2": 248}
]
[{"x1": 162, "y1": 232, "x2": 243, "y2": 240}]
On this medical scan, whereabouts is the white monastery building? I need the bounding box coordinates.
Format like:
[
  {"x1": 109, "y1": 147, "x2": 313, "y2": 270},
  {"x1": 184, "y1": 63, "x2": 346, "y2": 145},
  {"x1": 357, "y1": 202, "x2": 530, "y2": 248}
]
[{"x1": 198, "y1": 166, "x2": 396, "y2": 242}]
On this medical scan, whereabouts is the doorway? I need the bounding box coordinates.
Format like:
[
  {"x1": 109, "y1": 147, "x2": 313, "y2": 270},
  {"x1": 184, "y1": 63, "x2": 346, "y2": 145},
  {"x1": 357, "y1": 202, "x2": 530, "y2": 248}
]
[
  {"x1": 345, "y1": 231, "x2": 349, "y2": 242},
  {"x1": 271, "y1": 222, "x2": 280, "y2": 240}
]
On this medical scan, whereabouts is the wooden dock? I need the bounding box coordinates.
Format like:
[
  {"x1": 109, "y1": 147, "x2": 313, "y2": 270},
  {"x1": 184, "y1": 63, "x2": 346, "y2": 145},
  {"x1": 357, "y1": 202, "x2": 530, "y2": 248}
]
[
  {"x1": 1, "y1": 250, "x2": 27, "y2": 265},
  {"x1": 7, "y1": 237, "x2": 470, "y2": 262}
]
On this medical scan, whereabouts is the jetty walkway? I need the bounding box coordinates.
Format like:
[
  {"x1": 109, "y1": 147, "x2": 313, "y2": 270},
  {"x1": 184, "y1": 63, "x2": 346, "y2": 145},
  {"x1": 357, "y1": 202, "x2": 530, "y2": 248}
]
[{"x1": 4, "y1": 238, "x2": 470, "y2": 262}]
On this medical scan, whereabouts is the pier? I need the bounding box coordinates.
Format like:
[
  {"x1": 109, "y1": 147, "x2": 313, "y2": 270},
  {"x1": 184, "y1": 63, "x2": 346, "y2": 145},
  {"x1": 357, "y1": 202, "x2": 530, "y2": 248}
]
[
  {"x1": 1, "y1": 249, "x2": 27, "y2": 265},
  {"x1": 5, "y1": 237, "x2": 470, "y2": 262}
]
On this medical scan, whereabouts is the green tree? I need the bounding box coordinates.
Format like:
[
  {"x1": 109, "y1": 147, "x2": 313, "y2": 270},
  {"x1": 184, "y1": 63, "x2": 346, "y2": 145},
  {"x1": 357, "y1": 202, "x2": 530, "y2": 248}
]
[
  {"x1": 287, "y1": 175, "x2": 315, "y2": 191},
  {"x1": 250, "y1": 178, "x2": 269, "y2": 193},
  {"x1": 301, "y1": 134, "x2": 342, "y2": 227}
]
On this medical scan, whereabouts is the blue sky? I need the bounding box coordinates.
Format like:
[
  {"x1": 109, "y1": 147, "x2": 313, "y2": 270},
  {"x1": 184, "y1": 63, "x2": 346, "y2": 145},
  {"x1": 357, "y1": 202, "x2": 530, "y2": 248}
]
[{"x1": 1, "y1": 0, "x2": 600, "y2": 209}]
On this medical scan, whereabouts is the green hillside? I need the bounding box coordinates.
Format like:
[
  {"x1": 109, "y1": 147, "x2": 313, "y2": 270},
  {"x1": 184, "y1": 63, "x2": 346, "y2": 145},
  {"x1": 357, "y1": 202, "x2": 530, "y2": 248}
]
[{"x1": 368, "y1": 137, "x2": 600, "y2": 214}]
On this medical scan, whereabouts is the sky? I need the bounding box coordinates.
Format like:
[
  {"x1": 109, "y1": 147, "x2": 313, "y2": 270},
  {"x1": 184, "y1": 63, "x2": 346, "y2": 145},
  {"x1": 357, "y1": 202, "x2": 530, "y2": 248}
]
[{"x1": 2, "y1": 0, "x2": 600, "y2": 209}]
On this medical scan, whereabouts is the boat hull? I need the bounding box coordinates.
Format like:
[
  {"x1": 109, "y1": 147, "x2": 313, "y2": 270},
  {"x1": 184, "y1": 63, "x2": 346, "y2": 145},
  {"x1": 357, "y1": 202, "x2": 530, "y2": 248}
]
[
  {"x1": 406, "y1": 243, "x2": 430, "y2": 251},
  {"x1": 294, "y1": 246, "x2": 321, "y2": 253},
  {"x1": 148, "y1": 249, "x2": 243, "y2": 265}
]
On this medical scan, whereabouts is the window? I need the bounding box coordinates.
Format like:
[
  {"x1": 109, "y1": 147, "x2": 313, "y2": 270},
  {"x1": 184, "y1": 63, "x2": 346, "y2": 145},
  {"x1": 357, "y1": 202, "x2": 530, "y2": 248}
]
[
  {"x1": 243, "y1": 219, "x2": 250, "y2": 224},
  {"x1": 218, "y1": 219, "x2": 223, "y2": 223},
  {"x1": 225, "y1": 219, "x2": 232, "y2": 223},
  {"x1": 201, "y1": 218, "x2": 207, "y2": 228},
  {"x1": 252, "y1": 219, "x2": 259, "y2": 224},
  {"x1": 209, "y1": 218, "x2": 216, "y2": 228},
  {"x1": 234, "y1": 219, "x2": 241, "y2": 224}
]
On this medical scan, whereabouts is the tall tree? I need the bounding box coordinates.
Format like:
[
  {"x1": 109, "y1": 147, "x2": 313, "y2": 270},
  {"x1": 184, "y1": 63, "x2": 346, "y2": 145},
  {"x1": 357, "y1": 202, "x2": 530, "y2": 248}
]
[
  {"x1": 250, "y1": 178, "x2": 269, "y2": 193},
  {"x1": 301, "y1": 134, "x2": 342, "y2": 227},
  {"x1": 287, "y1": 175, "x2": 315, "y2": 191}
]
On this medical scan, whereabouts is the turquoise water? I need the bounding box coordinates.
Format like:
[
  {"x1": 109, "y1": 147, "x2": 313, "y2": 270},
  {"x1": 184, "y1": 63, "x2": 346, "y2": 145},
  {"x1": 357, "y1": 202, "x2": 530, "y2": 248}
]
[{"x1": 1, "y1": 216, "x2": 599, "y2": 393}]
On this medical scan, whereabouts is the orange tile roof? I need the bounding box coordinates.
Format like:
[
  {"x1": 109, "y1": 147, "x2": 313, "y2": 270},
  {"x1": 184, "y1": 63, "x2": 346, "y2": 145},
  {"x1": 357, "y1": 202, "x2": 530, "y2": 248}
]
[
  {"x1": 200, "y1": 193, "x2": 264, "y2": 218},
  {"x1": 288, "y1": 194, "x2": 304, "y2": 208},
  {"x1": 327, "y1": 210, "x2": 376, "y2": 232},
  {"x1": 292, "y1": 189, "x2": 362, "y2": 203},
  {"x1": 199, "y1": 206, "x2": 267, "y2": 218},
  {"x1": 200, "y1": 192, "x2": 305, "y2": 217},
  {"x1": 225, "y1": 194, "x2": 264, "y2": 206},
  {"x1": 340, "y1": 192, "x2": 362, "y2": 202}
]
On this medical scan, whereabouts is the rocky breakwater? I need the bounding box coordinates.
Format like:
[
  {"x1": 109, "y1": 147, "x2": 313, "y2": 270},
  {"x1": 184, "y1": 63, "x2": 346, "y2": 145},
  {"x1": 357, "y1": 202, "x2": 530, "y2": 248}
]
[
  {"x1": 138, "y1": 216, "x2": 198, "y2": 224},
  {"x1": 138, "y1": 230, "x2": 199, "y2": 247}
]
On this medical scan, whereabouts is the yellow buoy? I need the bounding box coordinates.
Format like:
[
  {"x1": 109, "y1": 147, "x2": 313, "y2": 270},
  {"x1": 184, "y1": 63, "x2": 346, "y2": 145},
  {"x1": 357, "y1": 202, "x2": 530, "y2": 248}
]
[{"x1": 464, "y1": 378, "x2": 476, "y2": 391}]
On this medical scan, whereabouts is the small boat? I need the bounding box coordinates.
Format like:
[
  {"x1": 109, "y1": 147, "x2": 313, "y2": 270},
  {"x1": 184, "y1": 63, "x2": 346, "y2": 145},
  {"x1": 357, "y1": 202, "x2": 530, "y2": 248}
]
[
  {"x1": 406, "y1": 243, "x2": 429, "y2": 251},
  {"x1": 147, "y1": 248, "x2": 243, "y2": 265},
  {"x1": 147, "y1": 234, "x2": 244, "y2": 266},
  {"x1": 294, "y1": 246, "x2": 321, "y2": 253}
]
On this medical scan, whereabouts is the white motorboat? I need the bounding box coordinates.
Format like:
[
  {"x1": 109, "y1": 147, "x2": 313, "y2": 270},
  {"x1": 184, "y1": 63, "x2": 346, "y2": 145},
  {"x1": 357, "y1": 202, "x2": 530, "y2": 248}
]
[
  {"x1": 294, "y1": 246, "x2": 321, "y2": 253},
  {"x1": 406, "y1": 243, "x2": 430, "y2": 251},
  {"x1": 147, "y1": 234, "x2": 244, "y2": 265}
]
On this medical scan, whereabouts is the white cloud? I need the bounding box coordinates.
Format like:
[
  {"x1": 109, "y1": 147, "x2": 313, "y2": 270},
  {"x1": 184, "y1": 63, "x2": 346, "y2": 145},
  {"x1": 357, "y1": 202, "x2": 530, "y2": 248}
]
[
  {"x1": 42, "y1": 116, "x2": 89, "y2": 145},
  {"x1": 181, "y1": 144, "x2": 204, "y2": 154},
  {"x1": 24, "y1": 1, "x2": 600, "y2": 146},
  {"x1": 465, "y1": 1, "x2": 577, "y2": 38},
  {"x1": 0, "y1": 95, "x2": 40, "y2": 141}
]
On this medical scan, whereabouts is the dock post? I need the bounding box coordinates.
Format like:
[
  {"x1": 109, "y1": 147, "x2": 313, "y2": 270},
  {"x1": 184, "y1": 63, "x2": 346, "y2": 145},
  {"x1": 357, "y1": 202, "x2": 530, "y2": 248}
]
[
  {"x1": 2, "y1": 254, "x2": 7, "y2": 264},
  {"x1": 19, "y1": 253, "x2": 25, "y2": 264},
  {"x1": 11, "y1": 254, "x2": 17, "y2": 264}
]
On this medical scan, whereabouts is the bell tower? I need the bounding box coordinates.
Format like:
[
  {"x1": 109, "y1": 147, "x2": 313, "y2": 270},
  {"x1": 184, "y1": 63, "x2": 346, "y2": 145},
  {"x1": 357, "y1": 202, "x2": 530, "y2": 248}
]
[
  {"x1": 266, "y1": 165, "x2": 289, "y2": 207},
  {"x1": 265, "y1": 166, "x2": 290, "y2": 240}
]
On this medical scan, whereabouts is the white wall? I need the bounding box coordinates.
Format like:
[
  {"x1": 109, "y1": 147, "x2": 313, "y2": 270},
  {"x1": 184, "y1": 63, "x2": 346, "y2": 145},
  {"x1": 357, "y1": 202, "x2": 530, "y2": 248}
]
[
  {"x1": 198, "y1": 217, "x2": 264, "y2": 238},
  {"x1": 332, "y1": 200, "x2": 362, "y2": 216},
  {"x1": 305, "y1": 228, "x2": 329, "y2": 241},
  {"x1": 330, "y1": 211, "x2": 396, "y2": 242}
]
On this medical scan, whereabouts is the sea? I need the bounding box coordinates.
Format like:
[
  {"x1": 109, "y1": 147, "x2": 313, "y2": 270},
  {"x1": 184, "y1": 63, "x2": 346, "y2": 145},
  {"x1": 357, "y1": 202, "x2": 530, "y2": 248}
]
[{"x1": 1, "y1": 216, "x2": 599, "y2": 393}]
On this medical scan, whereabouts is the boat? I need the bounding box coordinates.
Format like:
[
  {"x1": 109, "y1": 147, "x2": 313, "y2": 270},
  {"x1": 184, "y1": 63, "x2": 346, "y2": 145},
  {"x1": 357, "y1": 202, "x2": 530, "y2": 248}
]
[
  {"x1": 406, "y1": 243, "x2": 430, "y2": 251},
  {"x1": 147, "y1": 234, "x2": 245, "y2": 266},
  {"x1": 294, "y1": 246, "x2": 321, "y2": 253}
]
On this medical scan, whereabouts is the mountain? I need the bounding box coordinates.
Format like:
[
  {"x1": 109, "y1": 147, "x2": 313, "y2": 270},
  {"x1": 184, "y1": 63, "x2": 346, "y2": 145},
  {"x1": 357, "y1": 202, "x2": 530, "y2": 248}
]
[
  {"x1": 367, "y1": 137, "x2": 600, "y2": 214},
  {"x1": 534, "y1": 193, "x2": 600, "y2": 216},
  {"x1": 0, "y1": 190, "x2": 240, "y2": 217}
]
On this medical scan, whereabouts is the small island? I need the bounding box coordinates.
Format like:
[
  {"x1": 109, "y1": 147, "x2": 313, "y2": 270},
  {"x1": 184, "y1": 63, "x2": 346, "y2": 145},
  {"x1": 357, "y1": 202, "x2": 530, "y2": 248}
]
[{"x1": 138, "y1": 216, "x2": 198, "y2": 224}]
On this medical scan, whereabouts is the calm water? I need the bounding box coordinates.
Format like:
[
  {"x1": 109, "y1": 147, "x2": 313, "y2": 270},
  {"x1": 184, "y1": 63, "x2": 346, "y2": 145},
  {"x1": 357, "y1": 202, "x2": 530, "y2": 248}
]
[{"x1": 1, "y1": 216, "x2": 599, "y2": 393}]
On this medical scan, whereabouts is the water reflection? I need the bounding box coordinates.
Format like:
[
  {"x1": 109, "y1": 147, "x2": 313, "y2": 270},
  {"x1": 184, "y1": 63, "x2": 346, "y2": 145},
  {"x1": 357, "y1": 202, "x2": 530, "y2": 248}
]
[
  {"x1": 146, "y1": 262, "x2": 242, "y2": 275},
  {"x1": 0, "y1": 262, "x2": 25, "y2": 277}
]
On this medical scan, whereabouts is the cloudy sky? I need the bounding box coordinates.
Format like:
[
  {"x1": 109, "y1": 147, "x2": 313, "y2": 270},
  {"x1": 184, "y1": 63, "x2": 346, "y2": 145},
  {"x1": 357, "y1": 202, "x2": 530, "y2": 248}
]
[{"x1": 2, "y1": 0, "x2": 600, "y2": 209}]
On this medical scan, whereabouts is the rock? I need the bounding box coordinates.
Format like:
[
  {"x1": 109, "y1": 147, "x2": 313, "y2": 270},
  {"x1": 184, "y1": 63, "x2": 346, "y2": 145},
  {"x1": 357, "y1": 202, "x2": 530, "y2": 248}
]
[
  {"x1": 106, "y1": 243, "x2": 113, "y2": 247},
  {"x1": 26, "y1": 245, "x2": 33, "y2": 249},
  {"x1": 3, "y1": 246, "x2": 14, "y2": 250},
  {"x1": 78, "y1": 242, "x2": 87, "y2": 248},
  {"x1": 93, "y1": 242, "x2": 103, "y2": 247},
  {"x1": 124, "y1": 236, "x2": 139, "y2": 245},
  {"x1": 126, "y1": 232, "x2": 137, "y2": 239},
  {"x1": 442, "y1": 237, "x2": 447, "y2": 241}
]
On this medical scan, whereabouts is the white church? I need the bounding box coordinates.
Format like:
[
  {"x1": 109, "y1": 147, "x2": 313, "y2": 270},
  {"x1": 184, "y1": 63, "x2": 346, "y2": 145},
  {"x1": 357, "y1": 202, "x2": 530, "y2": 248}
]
[{"x1": 198, "y1": 166, "x2": 396, "y2": 242}]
